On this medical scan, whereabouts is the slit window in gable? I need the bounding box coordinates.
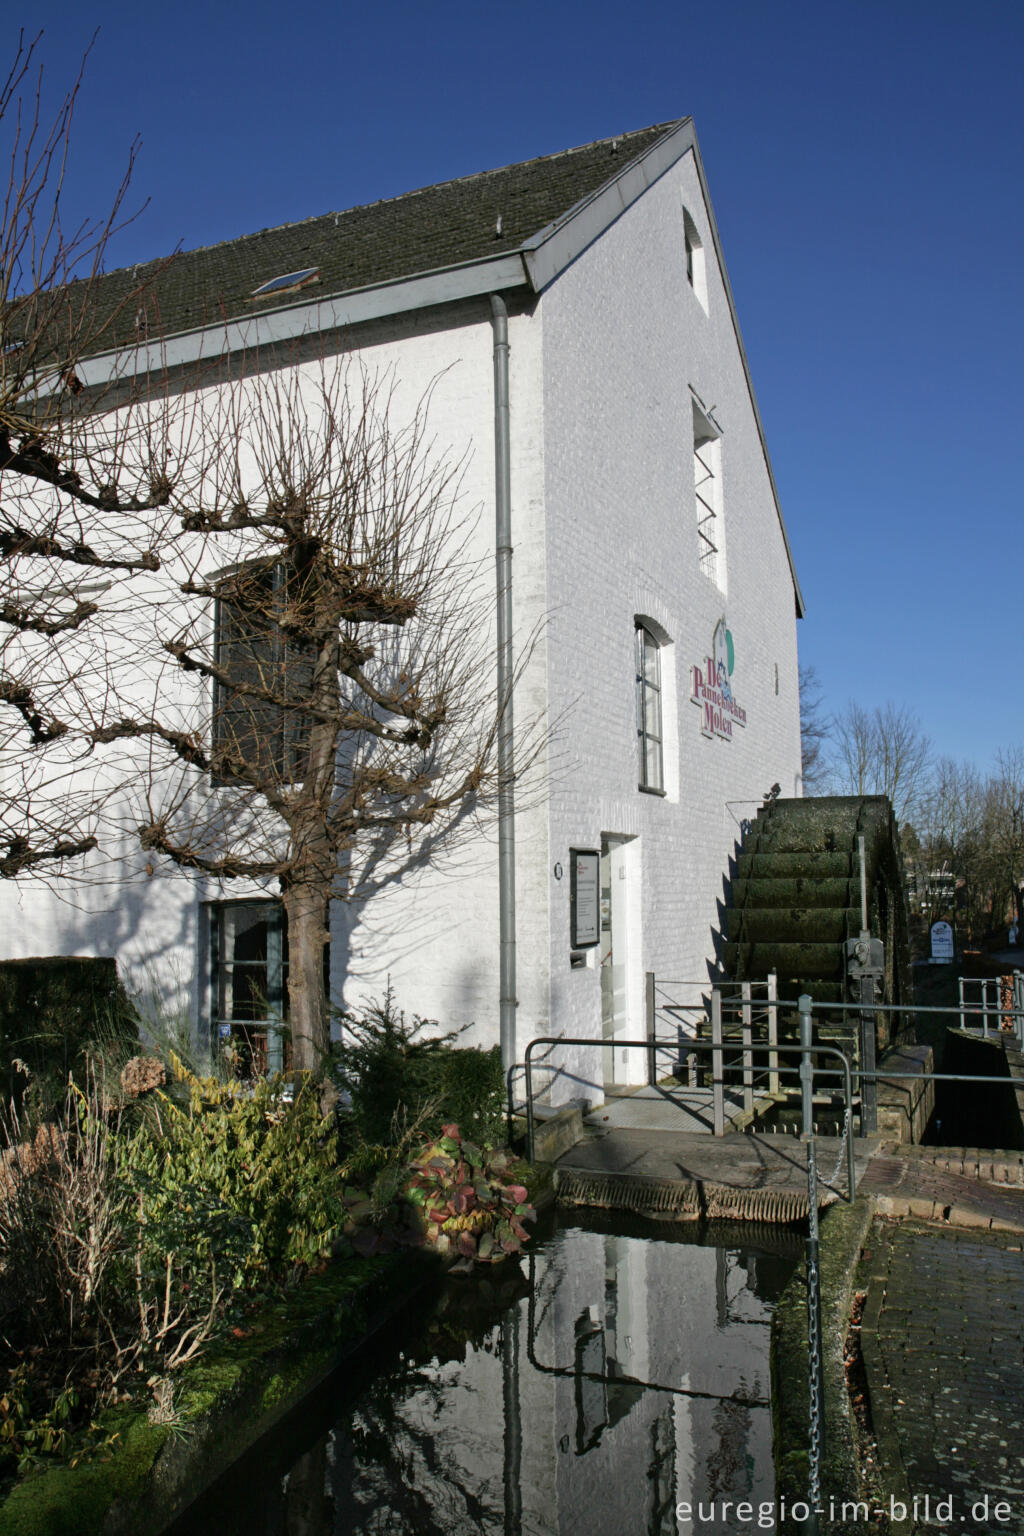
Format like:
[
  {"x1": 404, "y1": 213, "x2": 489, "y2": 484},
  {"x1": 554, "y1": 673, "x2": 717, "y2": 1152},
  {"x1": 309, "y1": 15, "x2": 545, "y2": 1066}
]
[
  {"x1": 692, "y1": 400, "x2": 724, "y2": 590},
  {"x1": 681, "y1": 207, "x2": 708, "y2": 312}
]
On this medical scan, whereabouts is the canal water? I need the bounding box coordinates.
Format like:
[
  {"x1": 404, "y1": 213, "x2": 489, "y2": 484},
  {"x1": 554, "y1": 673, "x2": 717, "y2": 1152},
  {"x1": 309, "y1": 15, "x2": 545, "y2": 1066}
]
[{"x1": 172, "y1": 1210, "x2": 798, "y2": 1536}]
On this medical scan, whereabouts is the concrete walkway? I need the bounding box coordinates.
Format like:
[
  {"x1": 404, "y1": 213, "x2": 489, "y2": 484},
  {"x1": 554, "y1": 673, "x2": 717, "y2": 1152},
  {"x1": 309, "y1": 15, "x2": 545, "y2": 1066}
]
[
  {"x1": 583, "y1": 1081, "x2": 772, "y2": 1135},
  {"x1": 554, "y1": 1127, "x2": 878, "y2": 1223}
]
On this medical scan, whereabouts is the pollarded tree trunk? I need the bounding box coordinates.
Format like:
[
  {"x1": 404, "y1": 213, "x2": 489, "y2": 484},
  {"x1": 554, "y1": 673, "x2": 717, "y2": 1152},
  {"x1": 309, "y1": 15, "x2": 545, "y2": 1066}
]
[
  {"x1": 282, "y1": 878, "x2": 330, "y2": 1076},
  {"x1": 280, "y1": 619, "x2": 342, "y2": 1078}
]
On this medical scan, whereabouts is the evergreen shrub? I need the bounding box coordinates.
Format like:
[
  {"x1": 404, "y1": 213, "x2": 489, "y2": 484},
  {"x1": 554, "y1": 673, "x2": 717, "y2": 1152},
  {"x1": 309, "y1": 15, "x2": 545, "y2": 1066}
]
[{"x1": 332, "y1": 987, "x2": 506, "y2": 1149}]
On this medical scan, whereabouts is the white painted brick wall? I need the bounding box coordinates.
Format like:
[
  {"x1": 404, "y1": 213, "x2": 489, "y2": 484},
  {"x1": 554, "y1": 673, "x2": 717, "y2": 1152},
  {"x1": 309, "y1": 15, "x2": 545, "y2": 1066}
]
[{"x1": 537, "y1": 148, "x2": 801, "y2": 1103}]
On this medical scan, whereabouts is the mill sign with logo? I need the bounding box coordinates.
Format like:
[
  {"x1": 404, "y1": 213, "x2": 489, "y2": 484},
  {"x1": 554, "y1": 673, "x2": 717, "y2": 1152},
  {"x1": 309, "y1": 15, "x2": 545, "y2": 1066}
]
[{"x1": 691, "y1": 618, "x2": 747, "y2": 741}]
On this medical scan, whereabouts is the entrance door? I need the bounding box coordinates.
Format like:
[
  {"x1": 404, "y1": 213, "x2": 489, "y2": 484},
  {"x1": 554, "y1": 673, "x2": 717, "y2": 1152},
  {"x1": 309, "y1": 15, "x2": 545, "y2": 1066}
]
[{"x1": 600, "y1": 835, "x2": 633, "y2": 1088}]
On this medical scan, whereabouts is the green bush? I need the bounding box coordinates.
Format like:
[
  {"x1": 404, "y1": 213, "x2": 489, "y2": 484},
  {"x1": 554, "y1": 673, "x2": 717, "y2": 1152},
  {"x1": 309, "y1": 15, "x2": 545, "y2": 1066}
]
[
  {"x1": 0, "y1": 957, "x2": 139, "y2": 1113},
  {"x1": 432, "y1": 1047, "x2": 505, "y2": 1149},
  {"x1": 332, "y1": 988, "x2": 506, "y2": 1149},
  {"x1": 0, "y1": 1059, "x2": 348, "y2": 1480},
  {"x1": 121, "y1": 1062, "x2": 346, "y2": 1283}
]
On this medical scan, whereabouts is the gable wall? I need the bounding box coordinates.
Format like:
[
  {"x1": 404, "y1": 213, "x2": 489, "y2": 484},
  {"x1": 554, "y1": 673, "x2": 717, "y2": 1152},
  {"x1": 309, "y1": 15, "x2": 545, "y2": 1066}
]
[{"x1": 536, "y1": 147, "x2": 801, "y2": 1101}]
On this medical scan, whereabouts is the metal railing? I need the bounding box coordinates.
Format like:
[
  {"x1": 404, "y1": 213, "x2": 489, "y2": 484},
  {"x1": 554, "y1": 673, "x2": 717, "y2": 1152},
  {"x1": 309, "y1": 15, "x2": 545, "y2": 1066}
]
[
  {"x1": 646, "y1": 982, "x2": 1024, "y2": 1134},
  {"x1": 519, "y1": 1031, "x2": 856, "y2": 1200},
  {"x1": 647, "y1": 974, "x2": 782, "y2": 1098},
  {"x1": 772, "y1": 993, "x2": 1024, "y2": 1054},
  {"x1": 958, "y1": 971, "x2": 1024, "y2": 1041}
]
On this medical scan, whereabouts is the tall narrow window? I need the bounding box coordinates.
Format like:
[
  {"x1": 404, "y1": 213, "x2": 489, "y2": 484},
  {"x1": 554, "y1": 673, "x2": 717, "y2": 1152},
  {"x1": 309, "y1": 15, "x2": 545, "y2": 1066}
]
[
  {"x1": 692, "y1": 400, "x2": 724, "y2": 588},
  {"x1": 635, "y1": 623, "x2": 664, "y2": 794},
  {"x1": 208, "y1": 899, "x2": 329, "y2": 1076},
  {"x1": 681, "y1": 206, "x2": 708, "y2": 312},
  {"x1": 211, "y1": 561, "x2": 314, "y2": 786},
  {"x1": 209, "y1": 900, "x2": 288, "y2": 1076}
]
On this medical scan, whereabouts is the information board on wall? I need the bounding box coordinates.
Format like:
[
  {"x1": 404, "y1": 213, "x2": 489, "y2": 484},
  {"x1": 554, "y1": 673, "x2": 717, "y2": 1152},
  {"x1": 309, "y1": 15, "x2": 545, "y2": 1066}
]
[{"x1": 570, "y1": 848, "x2": 600, "y2": 948}]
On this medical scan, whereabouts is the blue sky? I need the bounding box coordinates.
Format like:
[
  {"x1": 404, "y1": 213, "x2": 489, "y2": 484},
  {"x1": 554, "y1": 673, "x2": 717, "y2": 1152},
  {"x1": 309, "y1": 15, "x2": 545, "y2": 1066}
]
[{"x1": 18, "y1": 0, "x2": 1024, "y2": 774}]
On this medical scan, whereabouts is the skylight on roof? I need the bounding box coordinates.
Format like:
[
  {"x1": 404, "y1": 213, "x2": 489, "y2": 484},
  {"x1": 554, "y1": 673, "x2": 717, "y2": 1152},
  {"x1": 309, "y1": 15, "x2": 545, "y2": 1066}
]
[{"x1": 250, "y1": 267, "x2": 320, "y2": 298}]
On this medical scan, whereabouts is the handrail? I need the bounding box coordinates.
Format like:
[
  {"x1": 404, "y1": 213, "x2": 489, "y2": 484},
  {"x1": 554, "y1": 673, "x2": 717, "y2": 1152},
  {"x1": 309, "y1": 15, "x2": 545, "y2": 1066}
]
[
  {"x1": 520, "y1": 1033, "x2": 856, "y2": 1199},
  {"x1": 760, "y1": 997, "x2": 1024, "y2": 1019}
]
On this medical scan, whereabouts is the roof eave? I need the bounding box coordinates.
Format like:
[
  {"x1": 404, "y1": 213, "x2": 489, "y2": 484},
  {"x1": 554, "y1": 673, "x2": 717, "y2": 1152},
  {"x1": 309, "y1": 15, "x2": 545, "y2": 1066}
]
[
  {"x1": 520, "y1": 118, "x2": 693, "y2": 291},
  {"x1": 68, "y1": 249, "x2": 530, "y2": 391}
]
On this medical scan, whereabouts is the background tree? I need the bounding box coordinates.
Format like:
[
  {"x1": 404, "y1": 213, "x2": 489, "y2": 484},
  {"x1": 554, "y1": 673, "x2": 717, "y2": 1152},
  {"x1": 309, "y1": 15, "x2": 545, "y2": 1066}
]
[
  {"x1": 918, "y1": 757, "x2": 987, "y2": 939},
  {"x1": 827, "y1": 699, "x2": 932, "y2": 825},
  {"x1": 101, "y1": 361, "x2": 532, "y2": 1077},
  {"x1": 798, "y1": 663, "x2": 830, "y2": 793},
  {"x1": 986, "y1": 747, "x2": 1024, "y2": 928}
]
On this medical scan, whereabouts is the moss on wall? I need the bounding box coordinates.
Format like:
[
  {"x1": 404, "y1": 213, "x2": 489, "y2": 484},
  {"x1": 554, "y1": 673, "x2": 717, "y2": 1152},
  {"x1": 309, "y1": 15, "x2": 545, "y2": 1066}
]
[{"x1": 0, "y1": 1252, "x2": 437, "y2": 1536}]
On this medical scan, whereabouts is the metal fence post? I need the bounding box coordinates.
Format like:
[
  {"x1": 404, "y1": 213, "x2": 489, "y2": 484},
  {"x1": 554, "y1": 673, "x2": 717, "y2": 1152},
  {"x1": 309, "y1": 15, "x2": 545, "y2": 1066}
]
[
  {"x1": 645, "y1": 971, "x2": 657, "y2": 1087},
  {"x1": 767, "y1": 971, "x2": 779, "y2": 1096},
  {"x1": 741, "y1": 981, "x2": 753, "y2": 1114},
  {"x1": 711, "y1": 989, "x2": 724, "y2": 1136},
  {"x1": 859, "y1": 976, "x2": 878, "y2": 1134},
  {"x1": 805, "y1": 1134, "x2": 824, "y2": 1535},
  {"x1": 525, "y1": 1051, "x2": 535, "y2": 1164},
  {"x1": 799, "y1": 993, "x2": 814, "y2": 1136}
]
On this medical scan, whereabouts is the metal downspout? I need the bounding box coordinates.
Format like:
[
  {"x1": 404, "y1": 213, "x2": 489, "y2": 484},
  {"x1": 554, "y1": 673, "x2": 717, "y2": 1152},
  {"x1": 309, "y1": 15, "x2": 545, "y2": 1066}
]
[{"x1": 490, "y1": 294, "x2": 517, "y2": 1074}]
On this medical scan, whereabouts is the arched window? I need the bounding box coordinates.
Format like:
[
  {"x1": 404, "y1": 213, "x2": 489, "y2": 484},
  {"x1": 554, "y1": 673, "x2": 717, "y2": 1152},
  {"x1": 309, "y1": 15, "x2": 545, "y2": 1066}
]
[{"x1": 635, "y1": 622, "x2": 664, "y2": 794}]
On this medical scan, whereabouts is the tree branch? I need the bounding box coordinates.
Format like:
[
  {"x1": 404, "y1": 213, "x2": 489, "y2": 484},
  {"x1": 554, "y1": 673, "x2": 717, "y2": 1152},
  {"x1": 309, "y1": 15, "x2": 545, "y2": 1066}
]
[
  {"x1": 91, "y1": 718, "x2": 209, "y2": 770},
  {"x1": 0, "y1": 596, "x2": 97, "y2": 635},
  {"x1": 138, "y1": 820, "x2": 283, "y2": 879},
  {"x1": 0, "y1": 675, "x2": 69, "y2": 743},
  {"x1": 0, "y1": 830, "x2": 97, "y2": 877},
  {"x1": 0, "y1": 522, "x2": 158, "y2": 572}
]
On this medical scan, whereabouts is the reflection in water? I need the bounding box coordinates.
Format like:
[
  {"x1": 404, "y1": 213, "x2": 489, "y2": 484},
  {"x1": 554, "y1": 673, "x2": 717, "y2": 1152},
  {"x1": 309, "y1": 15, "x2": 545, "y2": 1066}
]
[{"x1": 174, "y1": 1214, "x2": 796, "y2": 1536}]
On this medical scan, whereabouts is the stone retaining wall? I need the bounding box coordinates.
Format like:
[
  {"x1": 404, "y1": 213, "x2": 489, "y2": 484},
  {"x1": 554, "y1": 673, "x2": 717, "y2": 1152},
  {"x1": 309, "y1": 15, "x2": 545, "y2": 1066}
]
[{"x1": 876, "y1": 1042, "x2": 934, "y2": 1143}]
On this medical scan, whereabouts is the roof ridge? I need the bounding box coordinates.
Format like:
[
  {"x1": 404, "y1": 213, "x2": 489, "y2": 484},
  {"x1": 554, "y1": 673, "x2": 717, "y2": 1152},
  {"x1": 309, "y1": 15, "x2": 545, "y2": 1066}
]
[{"x1": 112, "y1": 120, "x2": 683, "y2": 278}]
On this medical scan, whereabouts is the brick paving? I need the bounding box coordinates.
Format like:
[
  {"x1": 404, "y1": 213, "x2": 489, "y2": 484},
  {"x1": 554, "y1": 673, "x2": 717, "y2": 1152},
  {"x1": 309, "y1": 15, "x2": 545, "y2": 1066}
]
[
  {"x1": 860, "y1": 1144, "x2": 1024, "y2": 1231},
  {"x1": 860, "y1": 1221, "x2": 1024, "y2": 1522}
]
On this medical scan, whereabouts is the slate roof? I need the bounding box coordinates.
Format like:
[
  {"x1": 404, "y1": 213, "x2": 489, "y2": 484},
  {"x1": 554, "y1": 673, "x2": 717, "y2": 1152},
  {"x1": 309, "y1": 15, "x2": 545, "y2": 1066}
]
[{"x1": 97, "y1": 122, "x2": 681, "y2": 345}]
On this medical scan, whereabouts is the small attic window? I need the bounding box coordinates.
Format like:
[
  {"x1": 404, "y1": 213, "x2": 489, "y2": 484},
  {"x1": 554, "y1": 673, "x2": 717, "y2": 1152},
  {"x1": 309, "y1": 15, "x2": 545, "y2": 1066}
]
[
  {"x1": 681, "y1": 207, "x2": 708, "y2": 313},
  {"x1": 249, "y1": 267, "x2": 320, "y2": 299}
]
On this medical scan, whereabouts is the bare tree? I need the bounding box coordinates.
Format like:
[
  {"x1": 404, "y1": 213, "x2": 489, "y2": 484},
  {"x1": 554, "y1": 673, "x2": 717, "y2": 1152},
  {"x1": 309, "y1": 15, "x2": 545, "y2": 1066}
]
[
  {"x1": 100, "y1": 361, "x2": 533, "y2": 1077},
  {"x1": 986, "y1": 747, "x2": 1024, "y2": 927},
  {"x1": 798, "y1": 663, "x2": 830, "y2": 792},
  {"x1": 919, "y1": 757, "x2": 988, "y2": 939},
  {"x1": 0, "y1": 34, "x2": 179, "y2": 877},
  {"x1": 828, "y1": 700, "x2": 932, "y2": 824}
]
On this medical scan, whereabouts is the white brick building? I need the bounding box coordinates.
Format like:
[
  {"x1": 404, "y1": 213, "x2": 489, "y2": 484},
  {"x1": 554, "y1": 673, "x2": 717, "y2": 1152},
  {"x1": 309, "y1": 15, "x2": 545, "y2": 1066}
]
[{"x1": 0, "y1": 120, "x2": 803, "y2": 1104}]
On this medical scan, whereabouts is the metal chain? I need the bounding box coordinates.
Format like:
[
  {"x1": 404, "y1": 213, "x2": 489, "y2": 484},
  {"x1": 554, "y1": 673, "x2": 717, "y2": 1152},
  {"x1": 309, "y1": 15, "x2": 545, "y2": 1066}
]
[
  {"x1": 807, "y1": 1243, "x2": 823, "y2": 1505},
  {"x1": 806, "y1": 1136, "x2": 824, "y2": 1528},
  {"x1": 822, "y1": 1104, "x2": 852, "y2": 1189}
]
